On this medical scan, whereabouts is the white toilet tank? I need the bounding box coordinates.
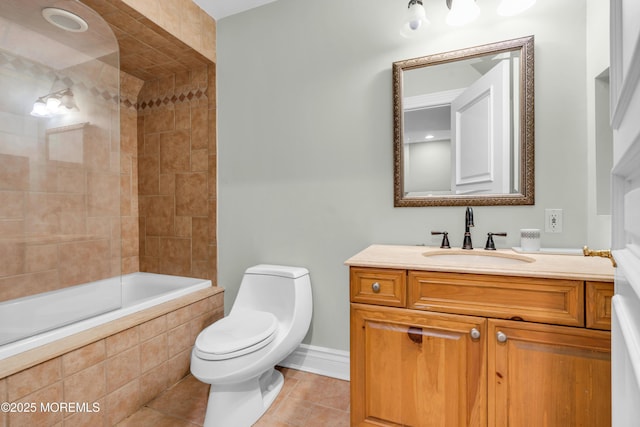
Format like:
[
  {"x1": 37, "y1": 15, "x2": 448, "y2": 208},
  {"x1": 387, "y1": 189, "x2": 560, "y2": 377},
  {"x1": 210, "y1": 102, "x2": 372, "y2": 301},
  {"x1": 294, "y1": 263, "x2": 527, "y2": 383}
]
[{"x1": 230, "y1": 265, "x2": 311, "y2": 321}]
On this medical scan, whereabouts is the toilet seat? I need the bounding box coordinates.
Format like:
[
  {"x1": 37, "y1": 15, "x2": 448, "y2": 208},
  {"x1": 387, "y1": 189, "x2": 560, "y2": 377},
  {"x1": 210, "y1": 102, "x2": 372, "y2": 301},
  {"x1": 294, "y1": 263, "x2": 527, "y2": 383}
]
[{"x1": 194, "y1": 310, "x2": 278, "y2": 361}]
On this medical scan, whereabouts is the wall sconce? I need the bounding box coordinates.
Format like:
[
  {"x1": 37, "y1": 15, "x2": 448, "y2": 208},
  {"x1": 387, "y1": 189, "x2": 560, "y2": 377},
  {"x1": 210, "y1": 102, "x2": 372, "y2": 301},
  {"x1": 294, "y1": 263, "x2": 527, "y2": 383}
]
[
  {"x1": 403, "y1": 0, "x2": 536, "y2": 35},
  {"x1": 30, "y1": 88, "x2": 78, "y2": 117}
]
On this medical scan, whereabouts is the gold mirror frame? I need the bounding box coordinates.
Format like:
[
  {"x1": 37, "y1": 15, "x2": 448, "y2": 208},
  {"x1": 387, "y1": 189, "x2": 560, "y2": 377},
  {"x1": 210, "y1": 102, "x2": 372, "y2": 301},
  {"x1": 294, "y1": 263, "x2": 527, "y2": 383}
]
[{"x1": 393, "y1": 36, "x2": 535, "y2": 207}]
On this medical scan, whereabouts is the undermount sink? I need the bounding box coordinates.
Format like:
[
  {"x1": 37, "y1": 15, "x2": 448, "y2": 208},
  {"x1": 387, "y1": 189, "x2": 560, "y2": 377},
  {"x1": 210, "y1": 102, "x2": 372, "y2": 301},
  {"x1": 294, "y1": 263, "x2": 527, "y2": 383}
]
[{"x1": 422, "y1": 249, "x2": 535, "y2": 266}]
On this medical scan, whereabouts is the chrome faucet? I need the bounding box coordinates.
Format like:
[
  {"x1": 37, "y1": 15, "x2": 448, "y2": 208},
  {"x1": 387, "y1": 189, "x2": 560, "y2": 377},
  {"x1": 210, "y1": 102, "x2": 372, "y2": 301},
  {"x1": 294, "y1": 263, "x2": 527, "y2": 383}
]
[{"x1": 462, "y1": 207, "x2": 474, "y2": 249}]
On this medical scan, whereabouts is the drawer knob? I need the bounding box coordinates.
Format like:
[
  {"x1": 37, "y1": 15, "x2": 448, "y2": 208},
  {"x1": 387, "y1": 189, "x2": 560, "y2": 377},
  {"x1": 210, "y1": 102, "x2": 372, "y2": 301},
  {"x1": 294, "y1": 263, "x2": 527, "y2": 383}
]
[
  {"x1": 496, "y1": 331, "x2": 508, "y2": 343},
  {"x1": 371, "y1": 282, "x2": 381, "y2": 293},
  {"x1": 470, "y1": 328, "x2": 481, "y2": 340}
]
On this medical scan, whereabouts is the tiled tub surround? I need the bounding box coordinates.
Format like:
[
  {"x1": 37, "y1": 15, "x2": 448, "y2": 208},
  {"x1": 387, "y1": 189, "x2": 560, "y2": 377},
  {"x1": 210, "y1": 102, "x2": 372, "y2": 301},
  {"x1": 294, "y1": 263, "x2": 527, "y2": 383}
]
[
  {"x1": 0, "y1": 273, "x2": 213, "y2": 357},
  {"x1": 0, "y1": 286, "x2": 224, "y2": 427},
  {"x1": 0, "y1": 0, "x2": 219, "y2": 425},
  {"x1": 137, "y1": 68, "x2": 217, "y2": 280}
]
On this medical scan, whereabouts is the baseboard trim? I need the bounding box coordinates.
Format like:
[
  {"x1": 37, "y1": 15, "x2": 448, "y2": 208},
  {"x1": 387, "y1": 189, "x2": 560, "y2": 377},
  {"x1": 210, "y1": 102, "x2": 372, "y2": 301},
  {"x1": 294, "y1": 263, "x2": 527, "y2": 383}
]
[{"x1": 279, "y1": 344, "x2": 350, "y2": 381}]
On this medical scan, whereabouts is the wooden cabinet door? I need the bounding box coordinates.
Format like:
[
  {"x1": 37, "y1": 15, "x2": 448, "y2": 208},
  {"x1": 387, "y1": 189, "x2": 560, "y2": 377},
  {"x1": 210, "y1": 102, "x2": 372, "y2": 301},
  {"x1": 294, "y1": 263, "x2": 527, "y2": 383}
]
[
  {"x1": 488, "y1": 319, "x2": 611, "y2": 427},
  {"x1": 351, "y1": 303, "x2": 487, "y2": 427}
]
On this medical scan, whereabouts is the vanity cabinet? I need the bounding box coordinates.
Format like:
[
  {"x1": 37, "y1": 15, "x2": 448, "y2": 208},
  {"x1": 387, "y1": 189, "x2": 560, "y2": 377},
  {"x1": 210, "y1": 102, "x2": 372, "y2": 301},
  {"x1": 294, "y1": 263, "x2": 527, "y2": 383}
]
[
  {"x1": 349, "y1": 265, "x2": 613, "y2": 427},
  {"x1": 488, "y1": 319, "x2": 611, "y2": 427},
  {"x1": 351, "y1": 304, "x2": 487, "y2": 426}
]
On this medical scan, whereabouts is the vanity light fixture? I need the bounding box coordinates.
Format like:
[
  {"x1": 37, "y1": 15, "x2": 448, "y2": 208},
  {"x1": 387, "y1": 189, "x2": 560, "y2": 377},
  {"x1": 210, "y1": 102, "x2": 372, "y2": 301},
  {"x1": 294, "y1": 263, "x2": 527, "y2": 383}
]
[
  {"x1": 402, "y1": 0, "x2": 535, "y2": 35},
  {"x1": 401, "y1": 0, "x2": 429, "y2": 37},
  {"x1": 30, "y1": 88, "x2": 78, "y2": 117},
  {"x1": 445, "y1": 0, "x2": 480, "y2": 27}
]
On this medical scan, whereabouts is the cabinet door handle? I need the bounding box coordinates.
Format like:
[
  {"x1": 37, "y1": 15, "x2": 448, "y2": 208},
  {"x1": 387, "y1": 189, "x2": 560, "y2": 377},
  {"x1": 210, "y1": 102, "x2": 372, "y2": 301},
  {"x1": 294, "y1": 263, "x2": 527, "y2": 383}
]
[
  {"x1": 371, "y1": 282, "x2": 381, "y2": 293},
  {"x1": 407, "y1": 326, "x2": 423, "y2": 344},
  {"x1": 470, "y1": 328, "x2": 481, "y2": 340},
  {"x1": 496, "y1": 331, "x2": 508, "y2": 343}
]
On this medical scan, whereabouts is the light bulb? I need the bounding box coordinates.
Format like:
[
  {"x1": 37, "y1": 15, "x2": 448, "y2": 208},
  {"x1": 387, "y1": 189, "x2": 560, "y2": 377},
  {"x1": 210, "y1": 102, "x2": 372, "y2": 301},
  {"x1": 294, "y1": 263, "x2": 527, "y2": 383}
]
[
  {"x1": 46, "y1": 96, "x2": 61, "y2": 113},
  {"x1": 497, "y1": 0, "x2": 536, "y2": 16},
  {"x1": 446, "y1": 0, "x2": 480, "y2": 27},
  {"x1": 408, "y1": 1, "x2": 427, "y2": 30},
  {"x1": 30, "y1": 99, "x2": 48, "y2": 116}
]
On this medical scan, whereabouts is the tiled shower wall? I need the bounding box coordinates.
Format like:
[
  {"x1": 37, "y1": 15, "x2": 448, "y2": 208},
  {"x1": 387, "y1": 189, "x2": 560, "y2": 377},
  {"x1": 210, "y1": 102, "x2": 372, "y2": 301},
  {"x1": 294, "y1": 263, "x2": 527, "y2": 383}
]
[
  {"x1": 0, "y1": 51, "x2": 122, "y2": 302},
  {"x1": 120, "y1": 73, "x2": 144, "y2": 275},
  {"x1": 137, "y1": 66, "x2": 217, "y2": 279}
]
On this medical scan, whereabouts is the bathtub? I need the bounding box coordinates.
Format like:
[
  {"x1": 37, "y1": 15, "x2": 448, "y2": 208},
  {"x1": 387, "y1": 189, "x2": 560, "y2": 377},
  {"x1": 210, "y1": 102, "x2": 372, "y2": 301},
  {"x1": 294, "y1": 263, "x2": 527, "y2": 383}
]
[{"x1": 0, "y1": 272, "x2": 212, "y2": 360}]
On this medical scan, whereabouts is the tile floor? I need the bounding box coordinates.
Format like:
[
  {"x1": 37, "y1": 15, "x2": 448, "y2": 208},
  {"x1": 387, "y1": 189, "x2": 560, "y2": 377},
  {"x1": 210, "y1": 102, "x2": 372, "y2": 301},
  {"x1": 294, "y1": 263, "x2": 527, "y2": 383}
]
[{"x1": 116, "y1": 367, "x2": 350, "y2": 426}]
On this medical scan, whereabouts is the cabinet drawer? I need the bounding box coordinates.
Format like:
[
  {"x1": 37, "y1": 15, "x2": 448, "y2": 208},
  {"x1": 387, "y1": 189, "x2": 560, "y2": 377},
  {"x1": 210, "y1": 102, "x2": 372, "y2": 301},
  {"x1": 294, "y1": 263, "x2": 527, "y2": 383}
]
[
  {"x1": 408, "y1": 271, "x2": 584, "y2": 327},
  {"x1": 586, "y1": 281, "x2": 613, "y2": 330},
  {"x1": 350, "y1": 267, "x2": 406, "y2": 307}
]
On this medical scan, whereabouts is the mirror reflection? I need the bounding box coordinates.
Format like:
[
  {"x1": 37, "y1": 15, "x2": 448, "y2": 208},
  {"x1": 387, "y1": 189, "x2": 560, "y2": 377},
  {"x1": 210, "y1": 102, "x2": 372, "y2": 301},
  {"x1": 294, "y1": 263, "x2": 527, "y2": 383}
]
[{"x1": 393, "y1": 36, "x2": 534, "y2": 206}]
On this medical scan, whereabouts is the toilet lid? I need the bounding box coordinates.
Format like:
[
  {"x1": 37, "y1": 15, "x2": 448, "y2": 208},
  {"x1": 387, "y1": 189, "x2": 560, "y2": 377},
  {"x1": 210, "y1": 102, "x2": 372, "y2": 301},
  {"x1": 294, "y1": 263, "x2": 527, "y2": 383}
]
[{"x1": 195, "y1": 311, "x2": 277, "y2": 360}]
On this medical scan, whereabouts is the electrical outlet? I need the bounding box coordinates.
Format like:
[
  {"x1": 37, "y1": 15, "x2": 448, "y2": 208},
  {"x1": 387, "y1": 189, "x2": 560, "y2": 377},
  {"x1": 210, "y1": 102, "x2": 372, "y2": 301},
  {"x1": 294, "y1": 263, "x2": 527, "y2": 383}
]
[{"x1": 545, "y1": 209, "x2": 563, "y2": 233}]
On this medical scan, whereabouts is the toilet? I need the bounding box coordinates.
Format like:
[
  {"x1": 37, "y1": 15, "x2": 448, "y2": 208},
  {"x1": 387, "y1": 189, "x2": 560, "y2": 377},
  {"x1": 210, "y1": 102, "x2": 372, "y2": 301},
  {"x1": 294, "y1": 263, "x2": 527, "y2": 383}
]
[{"x1": 190, "y1": 264, "x2": 312, "y2": 427}]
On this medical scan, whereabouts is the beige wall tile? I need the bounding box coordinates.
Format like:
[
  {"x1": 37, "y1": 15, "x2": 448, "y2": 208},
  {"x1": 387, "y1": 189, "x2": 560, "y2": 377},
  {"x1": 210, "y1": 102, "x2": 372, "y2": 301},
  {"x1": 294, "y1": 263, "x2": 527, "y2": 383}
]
[
  {"x1": 167, "y1": 305, "x2": 191, "y2": 329},
  {"x1": 168, "y1": 323, "x2": 192, "y2": 357},
  {"x1": 158, "y1": 237, "x2": 191, "y2": 276},
  {"x1": 191, "y1": 148, "x2": 208, "y2": 172},
  {"x1": 143, "y1": 133, "x2": 160, "y2": 157},
  {"x1": 120, "y1": 174, "x2": 132, "y2": 217},
  {"x1": 0, "y1": 242, "x2": 25, "y2": 277},
  {"x1": 159, "y1": 173, "x2": 175, "y2": 196},
  {"x1": 7, "y1": 358, "x2": 61, "y2": 401},
  {"x1": 139, "y1": 256, "x2": 159, "y2": 272},
  {"x1": 139, "y1": 363, "x2": 169, "y2": 405},
  {"x1": 139, "y1": 315, "x2": 166, "y2": 341},
  {"x1": 138, "y1": 155, "x2": 159, "y2": 195},
  {"x1": 166, "y1": 349, "x2": 191, "y2": 386},
  {"x1": 24, "y1": 244, "x2": 58, "y2": 273},
  {"x1": 9, "y1": 383, "x2": 63, "y2": 427},
  {"x1": 0, "y1": 270, "x2": 60, "y2": 301},
  {"x1": 106, "y1": 379, "x2": 140, "y2": 426},
  {"x1": 106, "y1": 347, "x2": 140, "y2": 392},
  {"x1": 0, "y1": 153, "x2": 29, "y2": 191},
  {"x1": 63, "y1": 362, "x2": 106, "y2": 403},
  {"x1": 87, "y1": 172, "x2": 120, "y2": 217},
  {"x1": 121, "y1": 255, "x2": 139, "y2": 275},
  {"x1": 62, "y1": 340, "x2": 106, "y2": 376},
  {"x1": 191, "y1": 106, "x2": 208, "y2": 150},
  {"x1": 192, "y1": 217, "x2": 208, "y2": 260},
  {"x1": 0, "y1": 191, "x2": 24, "y2": 219},
  {"x1": 160, "y1": 130, "x2": 190, "y2": 173},
  {"x1": 56, "y1": 168, "x2": 85, "y2": 194},
  {"x1": 140, "y1": 333, "x2": 168, "y2": 373},
  {"x1": 58, "y1": 240, "x2": 111, "y2": 286},
  {"x1": 175, "y1": 172, "x2": 207, "y2": 216},
  {"x1": 175, "y1": 216, "x2": 192, "y2": 237},
  {"x1": 121, "y1": 217, "x2": 139, "y2": 258},
  {"x1": 144, "y1": 110, "x2": 174, "y2": 134},
  {"x1": 106, "y1": 327, "x2": 139, "y2": 357},
  {"x1": 61, "y1": 397, "x2": 106, "y2": 427}
]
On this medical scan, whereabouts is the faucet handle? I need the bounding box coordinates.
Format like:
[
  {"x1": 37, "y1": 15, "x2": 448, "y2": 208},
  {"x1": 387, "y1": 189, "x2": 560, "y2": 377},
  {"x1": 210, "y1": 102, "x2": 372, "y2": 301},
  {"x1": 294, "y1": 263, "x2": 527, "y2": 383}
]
[
  {"x1": 485, "y1": 232, "x2": 507, "y2": 250},
  {"x1": 431, "y1": 231, "x2": 451, "y2": 249}
]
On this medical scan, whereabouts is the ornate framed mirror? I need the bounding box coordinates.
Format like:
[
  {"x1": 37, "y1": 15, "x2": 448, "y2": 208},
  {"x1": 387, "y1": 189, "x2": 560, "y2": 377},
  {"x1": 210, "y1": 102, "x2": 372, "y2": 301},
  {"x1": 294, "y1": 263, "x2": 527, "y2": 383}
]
[{"x1": 393, "y1": 36, "x2": 534, "y2": 206}]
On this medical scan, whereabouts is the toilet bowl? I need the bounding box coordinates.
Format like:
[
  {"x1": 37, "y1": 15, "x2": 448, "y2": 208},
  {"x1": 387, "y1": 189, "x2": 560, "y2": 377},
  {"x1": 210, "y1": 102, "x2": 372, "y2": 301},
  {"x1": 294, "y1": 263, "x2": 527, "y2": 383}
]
[{"x1": 190, "y1": 264, "x2": 312, "y2": 427}]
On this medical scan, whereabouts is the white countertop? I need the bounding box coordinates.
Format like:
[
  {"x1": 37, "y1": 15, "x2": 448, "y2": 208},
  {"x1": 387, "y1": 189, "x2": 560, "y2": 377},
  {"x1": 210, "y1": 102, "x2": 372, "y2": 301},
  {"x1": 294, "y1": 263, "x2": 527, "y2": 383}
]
[{"x1": 345, "y1": 245, "x2": 615, "y2": 282}]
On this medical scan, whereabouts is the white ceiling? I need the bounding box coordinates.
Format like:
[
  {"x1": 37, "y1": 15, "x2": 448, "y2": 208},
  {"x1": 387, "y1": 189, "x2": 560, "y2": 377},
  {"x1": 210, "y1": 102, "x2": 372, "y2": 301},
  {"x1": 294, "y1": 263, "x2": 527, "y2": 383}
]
[{"x1": 193, "y1": 0, "x2": 278, "y2": 20}]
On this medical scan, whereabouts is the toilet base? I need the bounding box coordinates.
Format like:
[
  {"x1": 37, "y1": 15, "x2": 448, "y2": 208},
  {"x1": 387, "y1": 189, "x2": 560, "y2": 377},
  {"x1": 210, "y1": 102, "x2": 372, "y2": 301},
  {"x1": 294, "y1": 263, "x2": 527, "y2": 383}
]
[{"x1": 203, "y1": 368, "x2": 284, "y2": 427}]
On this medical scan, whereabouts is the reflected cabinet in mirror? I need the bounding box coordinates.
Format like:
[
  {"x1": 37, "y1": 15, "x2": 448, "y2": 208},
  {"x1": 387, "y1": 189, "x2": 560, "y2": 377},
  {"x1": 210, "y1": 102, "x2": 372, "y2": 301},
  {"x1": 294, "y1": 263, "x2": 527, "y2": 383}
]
[{"x1": 393, "y1": 36, "x2": 534, "y2": 206}]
